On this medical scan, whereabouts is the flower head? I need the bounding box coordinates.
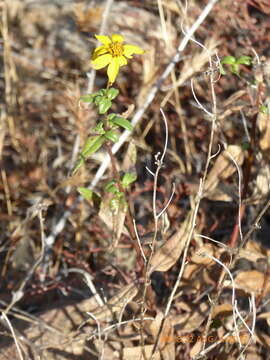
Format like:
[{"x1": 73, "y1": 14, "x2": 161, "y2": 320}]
[{"x1": 91, "y1": 34, "x2": 144, "y2": 85}]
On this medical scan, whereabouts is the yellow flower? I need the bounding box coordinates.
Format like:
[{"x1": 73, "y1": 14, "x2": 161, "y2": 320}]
[{"x1": 91, "y1": 34, "x2": 144, "y2": 85}]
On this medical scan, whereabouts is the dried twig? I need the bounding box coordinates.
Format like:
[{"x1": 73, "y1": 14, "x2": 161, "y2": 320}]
[{"x1": 151, "y1": 0, "x2": 220, "y2": 356}]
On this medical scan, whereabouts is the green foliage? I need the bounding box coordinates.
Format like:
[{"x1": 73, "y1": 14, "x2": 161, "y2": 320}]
[
  {"x1": 108, "y1": 113, "x2": 133, "y2": 131},
  {"x1": 98, "y1": 98, "x2": 112, "y2": 114},
  {"x1": 105, "y1": 173, "x2": 136, "y2": 193},
  {"x1": 80, "y1": 94, "x2": 94, "y2": 102},
  {"x1": 107, "y1": 88, "x2": 119, "y2": 100},
  {"x1": 76, "y1": 85, "x2": 136, "y2": 205},
  {"x1": 104, "y1": 129, "x2": 119, "y2": 142},
  {"x1": 221, "y1": 55, "x2": 236, "y2": 65},
  {"x1": 77, "y1": 188, "x2": 101, "y2": 209},
  {"x1": 220, "y1": 55, "x2": 252, "y2": 75},
  {"x1": 77, "y1": 187, "x2": 93, "y2": 200},
  {"x1": 237, "y1": 55, "x2": 252, "y2": 66},
  {"x1": 94, "y1": 122, "x2": 105, "y2": 134},
  {"x1": 76, "y1": 86, "x2": 134, "y2": 175},
  {"x1": 72, "y1": 135, "x2": 105, "y2": 174},
  {"x1": 80, "y1": 87, "x2": 120, "y2": 114},
  {"x1": 259, "y1": 105, "x2": 269, "y2": 115},
  {"x1": 81, "y1": 136, "x2": 105, "y2": 158},
  {"x1": 104, "y1": 179, "x2": 128, "y2": 212},
  {"x1": 121, "y1": 172, "x2": 137, "y2": 188},
  {"x1": 105, "y1": 180, "x2": 119, "y2": 194}
]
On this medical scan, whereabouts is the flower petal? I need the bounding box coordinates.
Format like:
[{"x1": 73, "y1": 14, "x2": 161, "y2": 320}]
[
  {"x1": 111, "y1": 34, "x2": 124, "y2": 43},
  {"x1": 107, "y1": 57, "x2": 120, "y2": 84},
  {"x1": 92, "y1": 45, "x2": 108, "y2": 60},
  {"x1": 92, "y1": 54, "x2": 112, "y2": 70},
  {"x1": 95, "y1": 35, "x2": 111, "y2": 45},
  {"x1": 123, "y1": 44, "x2": 144, "y2": 58},
  {"x1": 118, "y1": 55, "x2": 128, "y2": 67}
]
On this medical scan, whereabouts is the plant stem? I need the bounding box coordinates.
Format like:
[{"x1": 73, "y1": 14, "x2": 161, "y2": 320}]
[{"x1": 105, "y1": 142, "x2": 144, "y2": 269}]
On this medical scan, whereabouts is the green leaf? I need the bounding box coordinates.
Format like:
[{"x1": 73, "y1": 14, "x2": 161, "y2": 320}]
[
  {"x1": 107, "y1": 88, "x2": 119, "y2": 100},
  {"x1": 77, "y1": 188, "x2": 101, "y2": 209},
  {"x1": 72, "y1": 136, "x2": 105, "y2": 174},
  {"x1": 107, "y1": 113, "x2": 117, "y2": 127},
  {"x1": 94, "y1": 95, "x2": 103, "y2": 105},
  {"x1": 231, "y1": 64, "x2": 240, "y2": 75},
  {"x1": 94, "y1": 122, "x2": 105, "y2": 134},
  {"x1": 80, "y1": 94, "x2": 95, "y2": 103},
  {"x1": 77, "y1": 187, "x2": 93, "y2": 200},
  {"x1": 107, "y1": 113, "x2": 117, "y2": 121},
  {"x1": 72, "y1": 156, "x2": 84, "y2": 175},
  {"x1": 237, "y1": 55, "x2": 252, "y2": 66},
  {"x1": 104, "y1": 130, "x2": 119, "y2": 142},
  {"x1": 98, "y1": 98, "x2": 112, "y2": 114},
  {"x1": 105, "y1": 179, "x2": 115, "y2": 190},
  {"x1": 81, "y1": 135, "x2": 105, "y2": 158},
  {"x1": 221, "y1": 56, "x2": 236, "y2": 65},
  {"x1": 98, "y1": 89, "x2": 107, "y2": 96},
  {"x1": 121, "y1": 172, "x2": 137, "y2": 188},
  {"x1": 112, "y1": 116, "x2": 133, "y2": 131},
  {"x1": 105, "y1": 180, "x2": 119, "y2": 194},
  {"x1": 259, "y1": 105, "x2": 269, "y2": 114},
  {"x1": 219, "y1": 64, "x2": 227, "y2": 75}
]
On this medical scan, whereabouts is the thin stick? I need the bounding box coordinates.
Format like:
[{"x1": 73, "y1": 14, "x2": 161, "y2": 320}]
[
  {"x1": 0, "y1": 313, "x2": 24, "y2": 360},
  {"x1": 152, "y1": 0, "x2": 220, "y2": 355},
  {"x1": 237, "y1": 294, "x2": 256, "y2": 360},
  {"x1": 67, "y1": 268, "x2": 104, "y2": 307},
  {"x1": 140, "y1": 108, "x2": 170, "y2": 360},
  {"x1": 133, "y1": 219, "x2": 147, "y2": 264}
]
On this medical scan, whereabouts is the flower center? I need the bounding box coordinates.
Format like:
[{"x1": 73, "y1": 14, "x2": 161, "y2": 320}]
[{"x1": 108, "y1": 42, "x2": 123, "y2": 57}]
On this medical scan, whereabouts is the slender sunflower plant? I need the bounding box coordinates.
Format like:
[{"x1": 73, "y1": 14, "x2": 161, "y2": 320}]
[{"x1": 73, "y1": 34, "x2": 144, "y2": 256}]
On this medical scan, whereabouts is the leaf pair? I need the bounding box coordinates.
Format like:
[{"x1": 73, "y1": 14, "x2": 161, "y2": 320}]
[
  {"x1": 72, "y1": 135, "x2": 105, "y2": 174},
  {"x1": 81, "y1": 87, "x2": 119, "y2": 114},
  {"x1": 220, "y1": 55, "x2": 252, "y2": 75}
]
